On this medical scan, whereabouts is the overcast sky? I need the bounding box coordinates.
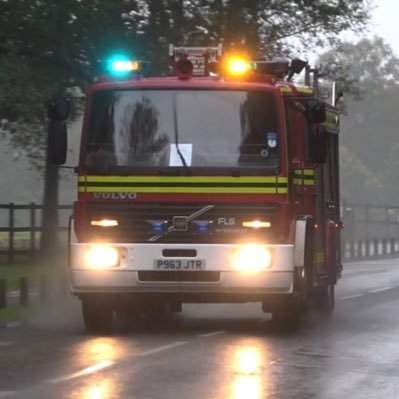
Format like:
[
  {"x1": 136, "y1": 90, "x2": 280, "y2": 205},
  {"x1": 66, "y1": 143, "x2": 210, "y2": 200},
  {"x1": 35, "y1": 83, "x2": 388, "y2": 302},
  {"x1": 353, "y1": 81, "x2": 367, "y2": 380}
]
[{"x1": 365, "y1": 0, "x2": 399, "y2": 56}]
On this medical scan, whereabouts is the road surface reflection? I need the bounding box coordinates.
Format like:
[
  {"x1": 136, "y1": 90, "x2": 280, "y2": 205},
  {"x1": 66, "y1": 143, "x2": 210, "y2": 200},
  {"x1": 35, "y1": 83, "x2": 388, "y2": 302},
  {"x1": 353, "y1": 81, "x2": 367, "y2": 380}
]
[{"x1": 228, "y1": 341, "x2": 272, "y2": 399}]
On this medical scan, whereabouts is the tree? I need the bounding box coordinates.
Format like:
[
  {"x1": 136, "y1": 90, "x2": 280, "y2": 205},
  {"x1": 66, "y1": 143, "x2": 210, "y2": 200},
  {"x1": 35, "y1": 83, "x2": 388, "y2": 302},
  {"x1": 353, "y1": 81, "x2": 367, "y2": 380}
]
[
  {"x1": 318, "y1": 37, "x2": 399, "y2": 204},
  {"x1": 0, "y1": 0, "x2": 372, "y2": 256},
  {"x1": 340, "y1": 145, "x2": 383, "y2": 204},
  {"x1": 122, "y1": 0, "x2": 371, "y2": 68},
  {"x1": 0, "y1": 0, "x2": 138, "y2": 256},
  {"x1": 382, "y1": 143, "x2": 399, "y2": 203}
]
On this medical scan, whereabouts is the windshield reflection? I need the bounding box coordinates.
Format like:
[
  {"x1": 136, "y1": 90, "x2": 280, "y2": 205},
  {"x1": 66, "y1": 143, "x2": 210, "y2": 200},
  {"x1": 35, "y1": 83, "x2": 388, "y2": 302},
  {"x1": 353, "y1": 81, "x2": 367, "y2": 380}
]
[{"x1": 86, "y1": 89, "x2": 280, "y2": 171}]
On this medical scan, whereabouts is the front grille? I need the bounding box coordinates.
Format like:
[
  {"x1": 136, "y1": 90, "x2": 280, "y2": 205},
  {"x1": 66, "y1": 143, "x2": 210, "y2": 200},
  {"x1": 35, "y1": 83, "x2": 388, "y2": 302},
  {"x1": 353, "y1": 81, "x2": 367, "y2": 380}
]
[
  {"x1": 137, "y1": 271, "x2": 220, "y2": 282},
  {"x1": 86, "y1": 203, "x2": 277, "y2": 244}
]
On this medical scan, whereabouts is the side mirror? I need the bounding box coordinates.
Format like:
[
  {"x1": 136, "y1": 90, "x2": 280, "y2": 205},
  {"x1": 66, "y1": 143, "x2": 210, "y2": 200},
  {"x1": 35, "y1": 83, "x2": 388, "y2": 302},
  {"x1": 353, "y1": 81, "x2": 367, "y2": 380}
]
[
  {"x1": 48, "y1": 120, "x2": 67, "y2": 165},
  {"x1": 47, "y1": 97, "x2": 71, "y2": 121},
  {"x1": 306, "y1": 100, "x2": 326, "y2": 124}
]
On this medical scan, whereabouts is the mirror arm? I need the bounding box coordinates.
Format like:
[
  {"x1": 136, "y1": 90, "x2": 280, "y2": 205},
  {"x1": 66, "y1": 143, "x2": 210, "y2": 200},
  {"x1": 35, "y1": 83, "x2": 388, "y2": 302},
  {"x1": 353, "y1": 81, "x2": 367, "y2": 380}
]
[{"x1": 294, "y1": 102, "x2": 306, "y2": 114}]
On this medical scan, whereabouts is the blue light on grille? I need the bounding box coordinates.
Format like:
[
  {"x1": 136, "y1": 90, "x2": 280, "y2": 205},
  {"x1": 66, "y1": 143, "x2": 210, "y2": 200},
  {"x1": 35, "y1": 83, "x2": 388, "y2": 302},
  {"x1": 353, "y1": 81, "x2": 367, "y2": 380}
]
[
  {"x1": 147, "y1": 220, "x2": 169, "y2": 234},
  {"x1": 191, "y1": 220, "x2": 213, "y2": 234}
]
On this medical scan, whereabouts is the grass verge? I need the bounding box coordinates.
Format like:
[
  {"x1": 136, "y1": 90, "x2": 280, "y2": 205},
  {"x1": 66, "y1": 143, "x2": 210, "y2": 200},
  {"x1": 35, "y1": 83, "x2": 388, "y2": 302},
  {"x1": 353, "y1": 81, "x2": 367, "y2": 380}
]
[
  {"x1": 0, "y1": 304, "x2": 40, "y2": 325},
  {"x1": 0, "y1": 258, "x2": 67, "y2": 325},
  {"x1": 0, "y1": 262, "x2": 50, "y2": 291}
]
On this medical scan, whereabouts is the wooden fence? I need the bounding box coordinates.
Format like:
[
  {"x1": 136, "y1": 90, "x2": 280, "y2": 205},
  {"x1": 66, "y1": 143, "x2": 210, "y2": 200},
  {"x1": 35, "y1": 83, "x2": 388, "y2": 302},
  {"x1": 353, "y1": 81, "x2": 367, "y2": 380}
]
[
  {"x1": 341, "y1": 201, "x2": 399, "y2": 260},
  {"x1": 0, "y1": 203, "x2": 72, "y2": 263},
  {"x1": 0, "y1": 201, "x2": 399, "y2": 263}
]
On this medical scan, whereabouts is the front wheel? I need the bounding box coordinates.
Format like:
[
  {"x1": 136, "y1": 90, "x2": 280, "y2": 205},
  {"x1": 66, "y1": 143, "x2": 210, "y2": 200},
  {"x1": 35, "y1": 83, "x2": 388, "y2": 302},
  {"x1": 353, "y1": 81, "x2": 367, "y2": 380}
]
[
  {"x1": 81, "y1": 295, "x2": 113, "y2": 334},
  {"x1": 271, "y1": 299, "x2": 303, "y2": 331}
]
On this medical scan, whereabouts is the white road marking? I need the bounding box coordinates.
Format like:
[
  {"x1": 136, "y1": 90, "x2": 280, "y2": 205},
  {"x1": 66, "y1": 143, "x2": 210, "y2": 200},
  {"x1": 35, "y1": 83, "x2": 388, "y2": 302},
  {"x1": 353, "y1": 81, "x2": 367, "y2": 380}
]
[
  {"x1": 139, "y1": 341, "x2": 187, "y2": 356},
  {"x1": 46, "y1": 341, "x2": 187, "y2": 385},
  {"x1": 369, "y1": 287, "x2": 393, "y2": 293},
  {"x1": 340, "y1": 293, "x2": 364, "y2": 300},
  {"x1": 0, "y1": 392, "x2": 16, "y2": 398},
  {"x1": 198, "y1": 330, "x2": 225, "y2": 337},
  {"x1": 46, "y1": 360, "x2": 115, "y2": 384},
  {"x1": 0, "y1": 341, "x2": 13, "y2": 347}
]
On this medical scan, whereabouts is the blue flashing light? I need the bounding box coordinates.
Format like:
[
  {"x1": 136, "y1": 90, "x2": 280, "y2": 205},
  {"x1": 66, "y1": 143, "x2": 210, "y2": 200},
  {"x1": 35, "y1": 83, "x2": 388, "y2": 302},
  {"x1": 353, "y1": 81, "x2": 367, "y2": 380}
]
[
  {"x1": 192, "y1": 220, "x2": 213, "y2": 234},
  {"x1": 106, "y1": 55, "x2": 139, "y2": 77},
  {"x1": 147, "y1": 220, "x2": 169, "y2": 234}
]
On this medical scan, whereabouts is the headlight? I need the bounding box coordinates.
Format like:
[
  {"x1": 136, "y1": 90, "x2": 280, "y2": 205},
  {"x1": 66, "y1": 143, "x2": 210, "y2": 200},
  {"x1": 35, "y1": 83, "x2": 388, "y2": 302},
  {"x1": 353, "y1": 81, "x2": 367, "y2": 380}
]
[
  {"x1": 84, "y1": 245, "x2": 120, "y2": 269},
  {"x1": 232, "y1": 245, "x2": 272, "y2": 273}
]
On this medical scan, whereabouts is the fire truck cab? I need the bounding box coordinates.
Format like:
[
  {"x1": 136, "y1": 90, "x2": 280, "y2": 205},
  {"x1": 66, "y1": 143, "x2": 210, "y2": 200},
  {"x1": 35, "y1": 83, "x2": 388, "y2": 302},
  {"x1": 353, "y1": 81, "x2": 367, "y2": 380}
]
[{"x1": 50, "y1": 45, "x2": 342, "y2": 333}]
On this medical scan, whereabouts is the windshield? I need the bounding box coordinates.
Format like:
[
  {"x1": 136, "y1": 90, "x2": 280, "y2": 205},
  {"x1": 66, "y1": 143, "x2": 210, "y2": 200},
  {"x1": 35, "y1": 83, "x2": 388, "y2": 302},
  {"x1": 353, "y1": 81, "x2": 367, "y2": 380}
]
[{"x1": 85, "y1": 89, "x2": 280, "y2": 171}]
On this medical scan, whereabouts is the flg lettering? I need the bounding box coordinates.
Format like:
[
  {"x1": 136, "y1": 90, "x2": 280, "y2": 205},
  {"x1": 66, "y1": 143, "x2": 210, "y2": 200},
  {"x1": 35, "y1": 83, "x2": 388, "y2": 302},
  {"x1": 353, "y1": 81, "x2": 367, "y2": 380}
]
[{"x1": 217, "y1": 217, "x2": 235, "y2": 226}]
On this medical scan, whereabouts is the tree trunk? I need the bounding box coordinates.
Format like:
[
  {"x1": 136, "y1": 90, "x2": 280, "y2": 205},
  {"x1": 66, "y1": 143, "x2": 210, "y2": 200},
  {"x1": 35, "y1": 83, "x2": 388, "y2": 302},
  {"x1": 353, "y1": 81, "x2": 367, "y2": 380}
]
[{"x1": 40, "y1": 119, "x2": 60, "y2": 258}]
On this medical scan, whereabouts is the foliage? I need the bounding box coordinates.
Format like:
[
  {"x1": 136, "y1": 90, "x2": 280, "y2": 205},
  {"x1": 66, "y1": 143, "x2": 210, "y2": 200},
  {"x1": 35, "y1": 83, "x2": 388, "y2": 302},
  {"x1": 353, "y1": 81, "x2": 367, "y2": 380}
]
[
  {"x1": 319, "y1": 37, "x2": 399, "y2": 204},
  {"x1": 122, "y1": 0, "x2": 371, "y2": 72},
  {"x1": 382, "y1": 143, "x2": 399, "y2": 203},
  {"x1": 0, "y1": 0, "x2": 372, "y2": 126},
  {"x1": 0, "y1": 0, "x2": 373, "y2": 248},
  {"x1": 0, "y1": 0, "x2": 138, "y2": 164},
  {"x1": 319, "y1": 37, "x2": 399, "y2": 101},
  {"x1": 339, "y1": 145, "x2": 383, "y2": 204}
]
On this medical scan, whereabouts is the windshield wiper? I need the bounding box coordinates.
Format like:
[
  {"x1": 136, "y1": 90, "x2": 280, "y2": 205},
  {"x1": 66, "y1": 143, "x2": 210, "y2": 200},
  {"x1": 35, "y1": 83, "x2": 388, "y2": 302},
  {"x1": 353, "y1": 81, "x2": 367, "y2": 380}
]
[{"x1": 172, "y1": 93, "x2": 188, "y2": 169}]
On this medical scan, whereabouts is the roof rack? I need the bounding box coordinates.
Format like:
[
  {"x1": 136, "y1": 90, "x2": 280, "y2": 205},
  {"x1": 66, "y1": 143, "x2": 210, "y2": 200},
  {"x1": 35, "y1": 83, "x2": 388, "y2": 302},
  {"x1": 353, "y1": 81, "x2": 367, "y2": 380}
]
[{"x1": 169, "y1": 44, "x2": 223, "y2": 76}]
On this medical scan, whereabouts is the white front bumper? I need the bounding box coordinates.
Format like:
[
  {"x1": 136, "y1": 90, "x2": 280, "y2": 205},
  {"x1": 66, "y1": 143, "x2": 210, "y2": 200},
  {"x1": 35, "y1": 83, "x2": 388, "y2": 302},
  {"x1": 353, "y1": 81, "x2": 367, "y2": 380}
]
[{"x1": 70, "y1": 243, "x2": 295, "y2": 296}]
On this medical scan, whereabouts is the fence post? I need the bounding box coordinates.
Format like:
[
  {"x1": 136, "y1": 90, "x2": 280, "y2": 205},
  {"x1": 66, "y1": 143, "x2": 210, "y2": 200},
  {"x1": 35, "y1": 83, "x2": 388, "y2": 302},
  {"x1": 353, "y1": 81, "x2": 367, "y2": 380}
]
[
  {"x1": 39, "y1": 275, "x2": 47, "y2": 302},
  {"x1": 19, "y1": 277, "x2": 28, "y2": 306},
  {"x1": 348, "y1": 240, "x2": 354, "y2": 259},
  {"x1": 30, "y1": 202, "x2": 36, "y2": 258},
  {"x1": 382, "y1": 238, "x2": 387, "y2": 255},
  {"x1": 0, "y1": 279, "x2": 6, "y2": 309},
  {"x1": 365, "y1": 204, "x2": 369, "y2": 247},
  {"x1": 8, "y1": 202, "x2": 14, "y2": 264},
  {"x1": 374, "y1": 238, "x2": 379, "y2": 256}
]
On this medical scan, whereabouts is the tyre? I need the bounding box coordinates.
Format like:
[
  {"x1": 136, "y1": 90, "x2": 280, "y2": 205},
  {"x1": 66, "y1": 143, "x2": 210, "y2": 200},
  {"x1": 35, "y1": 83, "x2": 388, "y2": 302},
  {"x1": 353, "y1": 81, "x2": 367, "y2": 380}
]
[
  {"x1": 271, "y1": 299, "x2": 303, "y2": 332},
  {"x1": 81, "y1": 295, "x2": 113, "y2": 334},
  {"x1": 313, "y1": 283, "x2": 335, "y2": 317}
]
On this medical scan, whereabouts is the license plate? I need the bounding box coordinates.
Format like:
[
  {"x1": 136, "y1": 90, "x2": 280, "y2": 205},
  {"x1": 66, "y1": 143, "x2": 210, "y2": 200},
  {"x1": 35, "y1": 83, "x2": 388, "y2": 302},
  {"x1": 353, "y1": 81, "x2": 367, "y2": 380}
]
[{"x1": 154, "y1": 259, "x2": 206, "y2": 271}]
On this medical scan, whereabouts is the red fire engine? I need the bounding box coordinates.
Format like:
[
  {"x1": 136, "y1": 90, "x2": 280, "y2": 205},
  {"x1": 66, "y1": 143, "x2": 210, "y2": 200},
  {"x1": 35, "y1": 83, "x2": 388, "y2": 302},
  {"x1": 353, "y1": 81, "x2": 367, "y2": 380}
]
[{"x1": 50, "y1": 45, "x2": 342, "y2": 332}]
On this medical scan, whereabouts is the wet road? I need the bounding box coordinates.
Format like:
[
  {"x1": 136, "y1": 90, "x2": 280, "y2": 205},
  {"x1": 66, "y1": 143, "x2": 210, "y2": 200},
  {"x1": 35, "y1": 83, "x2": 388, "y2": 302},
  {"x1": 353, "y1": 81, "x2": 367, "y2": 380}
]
[{"x1": 1, "y1": 258, "x2": 399, "y2": 398}]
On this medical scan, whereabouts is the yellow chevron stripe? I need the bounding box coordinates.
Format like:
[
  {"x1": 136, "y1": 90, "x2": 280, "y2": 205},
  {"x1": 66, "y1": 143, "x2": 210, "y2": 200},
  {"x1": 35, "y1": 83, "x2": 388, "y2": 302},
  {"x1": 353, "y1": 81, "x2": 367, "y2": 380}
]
[
  {"x1": 78, "y1": 186, "x2": 288, "y2": 194},
  {"x1": 78, "y1": 175, "x2": 288, "y2": 183},
  {"x1": 294, "y1": 169, "x2": 315, "y2": 176},
  {"x1": 293, "y1": 178, "x2": 315, "y2": 186}
]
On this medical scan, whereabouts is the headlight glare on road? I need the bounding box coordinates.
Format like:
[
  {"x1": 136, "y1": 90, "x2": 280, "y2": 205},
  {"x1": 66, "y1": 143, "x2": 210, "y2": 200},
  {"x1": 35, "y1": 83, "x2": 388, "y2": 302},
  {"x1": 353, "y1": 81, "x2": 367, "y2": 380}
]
[
  {"x1": 84, "y1": 245, "x2": 120, "y2": 269},
  {"x1": 232, "y1": 245, "x2": 272, "y2": 273}
]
